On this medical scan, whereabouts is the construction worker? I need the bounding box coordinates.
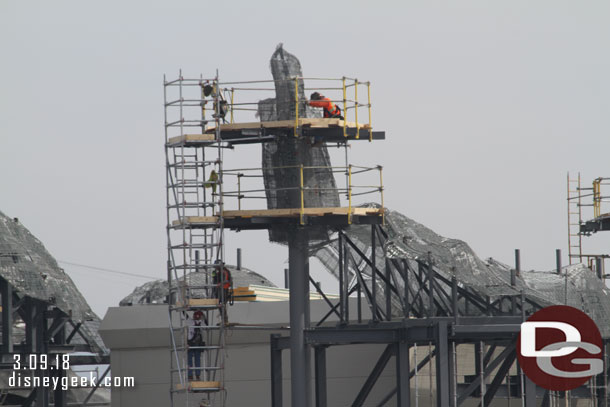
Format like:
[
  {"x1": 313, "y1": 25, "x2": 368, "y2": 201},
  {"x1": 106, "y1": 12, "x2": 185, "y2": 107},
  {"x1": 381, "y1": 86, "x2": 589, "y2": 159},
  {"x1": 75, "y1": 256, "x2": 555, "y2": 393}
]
[
  {"x1": 204, "y1": 169, "x2": 218, "y2": 194},
  {"x1": 212, "y1": 262, "x2": 232, "y2": 324},
  {"x1": 187, "y1": 310, "x2": 207, "y2": 381},
  {"x1": 308, "y1": 92, "x2": 344, "y2": 120},
  {"x1": 203, "y1": 83, "x2": 229, "y2": 123}
]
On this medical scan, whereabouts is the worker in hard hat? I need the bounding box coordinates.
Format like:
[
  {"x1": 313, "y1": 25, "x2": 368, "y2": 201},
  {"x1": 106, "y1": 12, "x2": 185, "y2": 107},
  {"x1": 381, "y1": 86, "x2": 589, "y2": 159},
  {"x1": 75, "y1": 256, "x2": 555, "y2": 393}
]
[
  {"x1": 187, "y1": 310, "x2": 207, "y2": 381},
  {"x1": 212, "y1": 262, "x2": 232, "y2": 324},
  {"x1": 204, "y1": 170, "x2": 218, "y2": 194},
  {"x1": 307, "y1": 92, "x2": 344, "y2": 120},
  {"x1": 203, "y1": 83, "x2": 229, "y2": 123}
]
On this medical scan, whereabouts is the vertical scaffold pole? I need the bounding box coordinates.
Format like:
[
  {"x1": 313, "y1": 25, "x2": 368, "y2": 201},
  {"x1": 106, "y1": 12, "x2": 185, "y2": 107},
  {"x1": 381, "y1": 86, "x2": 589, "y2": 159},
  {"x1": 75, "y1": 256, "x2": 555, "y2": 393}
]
[
  {"x1": 355, "y1": 78, "x2": 359, "y2": 139},
  {"x1": 300, "y1": 164, "x2": 305, "y2": 226},
  {"x1": 342, "y1": 77, "x2": 347, "y2": 138},
  {"x1": 379, "y1": 165, "x2": 385, "y2": 225},
  {"x1": 230, "y1": 87, "x2": 235, "y2": 124},
  {"x1": 348, "y1": 165, "x2": 353, "y2": 225},
  {"x1": 294, "y1": 77, "x2": 299, "y2": 137},
  {"x1": 367, "y1": 81, "x2": 372, "y2": 141}
]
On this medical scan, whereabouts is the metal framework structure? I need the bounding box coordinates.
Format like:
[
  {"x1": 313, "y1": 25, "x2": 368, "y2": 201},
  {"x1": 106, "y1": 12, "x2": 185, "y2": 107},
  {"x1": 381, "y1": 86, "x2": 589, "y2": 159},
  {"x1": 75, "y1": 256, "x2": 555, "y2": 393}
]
[
  {"x1": 567, "y1": 173, "x2": 609, "y2": 279},
  {"x1": 0, "y1": 276, "x2": 109, "y2": 406},
  {"x1": 271, "y1": 229, "x2": 610, "y2": 406},
  {"x1": 164, "y1": 72, "x2": 385, "y2": 407},
  {"x1": 165, "y1": 72, "x2": 229, "y2": 407}
]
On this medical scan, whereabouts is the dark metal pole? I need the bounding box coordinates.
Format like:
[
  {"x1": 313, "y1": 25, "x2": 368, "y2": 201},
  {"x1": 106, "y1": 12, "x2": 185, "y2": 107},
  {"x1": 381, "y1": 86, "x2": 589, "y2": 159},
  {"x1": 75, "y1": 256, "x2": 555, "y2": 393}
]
[
  {"x1": 557, "y1": 249, "x2": 566, "y2": 305},
  {"x1": 0, "y1": 279, "x2": 13, "y2": 354},
  {"x1": 371, "y1": 225, "x2": 377, "y2": 322},
  {"x1": 284, "y1": 268, "x2": 289, "y2": 289},
  {"x1": 436, "y1": 321, "x2": 450, "y2": 407},
  {"x1": 515, "y1": 249, "x2": 521, "y2": 277},
  {"x1": 237, "y1": 248, "x2": 242, "y2": 270},
  {"x1": 396, "y1": 342, "x2": 410, "y2": 407},
  {"x1": 289, "y1": 228, "x2": 309, "y2": 407},
  {"x1": 511, "y1": 268, "x2": 517, "y2": 315},
  {"x1": 427, "y1": 253, "x2": 434, "y2": 317},
  {"x1": 385, "y1": 259, "x2": 392, "y2": 321},
  {"x1": 338, "y1": 231, "x2": 344, "y2": 324},
  {"x1": 451, "y1": 275, "x2": 458, "y2": 323},
  {"x1": 270, "y1": 334, "x2": 283, "y2": 407},
  {"x1": 314, "y1": 346, "x2": 327, "y2": 407},
  {"x1": 403, "y1": 260, "x2": 410, "y2": 318}
]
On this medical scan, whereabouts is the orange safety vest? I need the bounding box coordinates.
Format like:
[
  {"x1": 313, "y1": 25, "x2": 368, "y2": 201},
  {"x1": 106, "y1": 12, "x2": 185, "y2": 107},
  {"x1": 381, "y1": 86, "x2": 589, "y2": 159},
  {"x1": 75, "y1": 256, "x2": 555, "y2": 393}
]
[{"x1": 309, "y1": 97, "x2": 342, "y2": 118}]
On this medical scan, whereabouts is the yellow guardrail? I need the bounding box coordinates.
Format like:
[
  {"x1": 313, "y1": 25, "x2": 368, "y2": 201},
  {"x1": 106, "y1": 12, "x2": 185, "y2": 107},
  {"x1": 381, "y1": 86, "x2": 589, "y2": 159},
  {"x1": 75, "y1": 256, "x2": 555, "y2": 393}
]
[{"x1": 221, "y1": 164, "x2": 384, "y2": 225}]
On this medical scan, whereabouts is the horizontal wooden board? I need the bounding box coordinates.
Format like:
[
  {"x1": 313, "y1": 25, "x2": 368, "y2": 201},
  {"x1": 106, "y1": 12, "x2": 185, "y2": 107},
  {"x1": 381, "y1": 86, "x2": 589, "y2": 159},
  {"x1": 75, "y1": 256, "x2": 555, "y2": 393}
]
[
  {"x1": 205, "y1": 118, "x2": 371, "y2": 133},
  {"x1": 175, "y1": 381, "x2": 221, "y2": 390},
  {"x1": 167, "y1": 134, "x2": 216, "y2": 145},
  {"x1": 221, "y1": 207, "x2": 383, "y2": 218},
  {"x1": 172, "y1": 216, "x2": 219, "y2": 226},
  {"x1": 188, "y1": 298, "x2": 219, "y2": 307}
]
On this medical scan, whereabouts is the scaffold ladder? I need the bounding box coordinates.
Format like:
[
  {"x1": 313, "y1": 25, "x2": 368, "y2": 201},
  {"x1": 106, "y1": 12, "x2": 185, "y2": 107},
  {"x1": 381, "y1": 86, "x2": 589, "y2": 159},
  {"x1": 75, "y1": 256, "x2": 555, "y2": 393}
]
[
  {"x1": 567, "y1": 172, "x2": 583, "y2": 265},
  {"x1": 165, "y1": 72, "x2": 227, "y2": 407}
]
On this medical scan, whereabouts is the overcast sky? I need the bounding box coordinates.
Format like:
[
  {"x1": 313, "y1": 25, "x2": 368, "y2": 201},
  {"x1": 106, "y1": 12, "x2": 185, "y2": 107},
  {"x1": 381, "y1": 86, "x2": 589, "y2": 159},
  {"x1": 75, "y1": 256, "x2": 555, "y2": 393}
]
[{"x1": 1, "y1": 1, "x2": 609, "y2": 317}]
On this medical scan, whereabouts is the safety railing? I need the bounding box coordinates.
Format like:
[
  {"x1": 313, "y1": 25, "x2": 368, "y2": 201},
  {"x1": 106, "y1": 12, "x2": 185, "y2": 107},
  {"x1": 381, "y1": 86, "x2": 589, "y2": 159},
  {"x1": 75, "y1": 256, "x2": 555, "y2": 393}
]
[
  {"x1": 592, "y1": 177, "x2": 610, "y2": 219},
  {"x1": 165, "y1": 76, "x2": 374, "y2": 141},
  {"x1": 221, "y1": 164, "x2": 384, "y2": 225}
]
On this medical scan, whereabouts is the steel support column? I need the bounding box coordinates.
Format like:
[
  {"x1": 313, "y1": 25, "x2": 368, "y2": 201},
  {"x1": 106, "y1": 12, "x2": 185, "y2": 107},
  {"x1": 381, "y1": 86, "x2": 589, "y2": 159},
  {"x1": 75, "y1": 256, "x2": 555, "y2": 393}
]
[
  {"x1": 314, "y1": 346, "x2": 327, "y2": 407},
  {"x1": 289, "y1": 228, "x2": 310, "y2": 407},
  {"x1": 270, "y1": 335, "x2": 283, "y2": 407},
  {"x1": 396, "y1": 341, "x2": 410, "y2": 407},
  {"x1": 0, "y1": 278, "x2": 13, "y2": 355},
  {"x1": 436, "y1": 321, "x2": 450, "y2": 407}
]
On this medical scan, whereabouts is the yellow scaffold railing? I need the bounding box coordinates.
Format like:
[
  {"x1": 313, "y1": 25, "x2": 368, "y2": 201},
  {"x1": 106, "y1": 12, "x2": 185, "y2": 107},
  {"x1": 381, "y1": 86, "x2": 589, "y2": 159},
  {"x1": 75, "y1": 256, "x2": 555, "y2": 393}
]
[
  {"x1": 184, "y1": 77, "x2": 375, "y2": 141},
  {"x1": 592, "y1": 177, "x2": 610, "y2": 219},
  {"x1": 221, "y1": 164, "x2": 384, "y2": 226}
]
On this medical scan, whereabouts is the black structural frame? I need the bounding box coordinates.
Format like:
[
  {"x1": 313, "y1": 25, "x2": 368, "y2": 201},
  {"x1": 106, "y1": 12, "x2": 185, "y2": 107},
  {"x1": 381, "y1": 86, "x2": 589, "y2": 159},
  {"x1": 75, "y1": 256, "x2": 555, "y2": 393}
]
[
  {"x1": 268, "y1": 224, "x2": 610, "y2": 407},
  {"x1": 0, "y1": 276, "x2": 109, "y2": 407}
]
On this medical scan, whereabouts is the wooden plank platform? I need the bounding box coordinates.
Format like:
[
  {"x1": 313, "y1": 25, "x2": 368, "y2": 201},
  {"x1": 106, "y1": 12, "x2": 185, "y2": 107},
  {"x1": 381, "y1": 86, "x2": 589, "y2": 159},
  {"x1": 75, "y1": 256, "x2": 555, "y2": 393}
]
[
  {"x1": 205, "y1": 118, "x2": 371, "y2": 133},
  {"x1": 175, "y1": 381, "x2": 221, "y2": 391},
  {"x1": 167, "y1": 134, "x2": 216, "y2": 146},
  {"x1": 172, "y1": 216, "x2": 219, "y2": 227},
  {"x1": 188, "y1": 298, "x2": 219, "y2": 307},
  {"x1": 222, "y1": 207, "x2": 383, "y2": 218}
]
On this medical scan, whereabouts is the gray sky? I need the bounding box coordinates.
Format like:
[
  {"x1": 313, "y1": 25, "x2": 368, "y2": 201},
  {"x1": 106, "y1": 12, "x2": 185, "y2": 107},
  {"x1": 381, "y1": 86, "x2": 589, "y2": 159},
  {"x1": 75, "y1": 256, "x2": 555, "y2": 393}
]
[{"x1": 1, "y1": 1, "x2": 609, "y2": 317}]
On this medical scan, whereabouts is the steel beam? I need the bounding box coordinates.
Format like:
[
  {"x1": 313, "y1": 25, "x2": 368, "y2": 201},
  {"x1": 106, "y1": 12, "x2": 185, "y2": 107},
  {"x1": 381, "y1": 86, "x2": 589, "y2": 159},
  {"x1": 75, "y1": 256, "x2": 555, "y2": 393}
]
[
  {"x1": 395, "y1": 342, "x2": 410, "y2": 407},
  {"x1": 270, "y1": 335, "x2": 283, "y2": 407},
  {"x1": 289, "y1": 228, "x2": 309, "y2": 407},
  {"x1": 0, "y1": 278, "x2": 13, "y2": 354},
  {"x1": 314, "y1": 346, "x2": 327, "y2": 407},
  {"x1": 352, "y1": 344, "x2": 394, "y2": 407},
  {"x1": 436, "y1": 321, "x2": 450, "y2": 407}
]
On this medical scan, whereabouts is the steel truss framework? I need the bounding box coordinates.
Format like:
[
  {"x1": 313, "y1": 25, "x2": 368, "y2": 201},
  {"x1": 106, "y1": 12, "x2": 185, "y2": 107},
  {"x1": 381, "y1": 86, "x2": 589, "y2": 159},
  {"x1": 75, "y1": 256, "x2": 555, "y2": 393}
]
[
  {"x1": 271, "y1": 224, "x2": 610, "y2": 407},
  {"x1": 0, "y1": 276, "x2": 109, "y2": 407}
]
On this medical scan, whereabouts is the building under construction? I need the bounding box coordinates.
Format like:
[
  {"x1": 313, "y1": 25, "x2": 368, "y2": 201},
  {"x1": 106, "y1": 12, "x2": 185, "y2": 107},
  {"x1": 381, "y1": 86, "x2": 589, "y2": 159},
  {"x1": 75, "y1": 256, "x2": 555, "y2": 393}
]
[{"x1": 2, "y1": 44, "x2": 610, "y2": 407}]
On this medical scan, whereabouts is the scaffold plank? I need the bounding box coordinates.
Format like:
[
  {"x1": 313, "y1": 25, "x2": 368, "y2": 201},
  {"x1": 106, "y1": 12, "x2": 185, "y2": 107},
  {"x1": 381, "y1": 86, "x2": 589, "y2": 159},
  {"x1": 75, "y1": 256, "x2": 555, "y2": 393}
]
[
  {"x1": 175, "y1": 381, "x2": 221, "y2": 391},
  {"x1": 172, "y1": 216, "x2": 219, "y2": 226},
  {"x1": 205, "y1": 118, "x2": 371, "y2": 133},
  {"x1": 188, "y1": 298, "x2": 219, "y2": 307},
  {"x1": 167, "y1": 133, "x2": 216, "y2": 146},
  {"x1": 222, "y1": 207, "x2": 383, "y2": 218}
]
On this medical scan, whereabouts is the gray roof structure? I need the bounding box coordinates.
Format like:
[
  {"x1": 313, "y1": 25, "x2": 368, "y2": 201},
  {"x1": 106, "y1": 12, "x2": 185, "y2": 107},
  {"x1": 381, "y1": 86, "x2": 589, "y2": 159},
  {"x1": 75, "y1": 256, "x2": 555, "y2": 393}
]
[
  {"x1": 314, "y1": 204, "x2": 610, "y2": 337},
  {"x1": 120, "y1": 266, "x2": 276, "y2": 306},
  {"x1": 0, "y1": 210, "x2": 107, "y2": 354}
]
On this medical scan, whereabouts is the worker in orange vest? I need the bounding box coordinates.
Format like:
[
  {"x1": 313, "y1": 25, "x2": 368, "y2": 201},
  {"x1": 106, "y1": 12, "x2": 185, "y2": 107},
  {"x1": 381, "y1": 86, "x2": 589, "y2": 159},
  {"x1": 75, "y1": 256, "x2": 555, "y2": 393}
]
[{"x1": 308, "y1": 92, "x2": 344, "y2": 120}]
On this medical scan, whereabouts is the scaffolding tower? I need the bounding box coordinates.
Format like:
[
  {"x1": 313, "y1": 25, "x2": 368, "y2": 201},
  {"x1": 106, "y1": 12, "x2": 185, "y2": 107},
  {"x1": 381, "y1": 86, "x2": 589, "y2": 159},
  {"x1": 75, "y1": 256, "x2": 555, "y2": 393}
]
[
  {"x1": 165, "y1": 72, "x2": 228, "y2": 407},
  {"x1": 567, "y1": 172, "x2": 609, "y2": 279}
]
